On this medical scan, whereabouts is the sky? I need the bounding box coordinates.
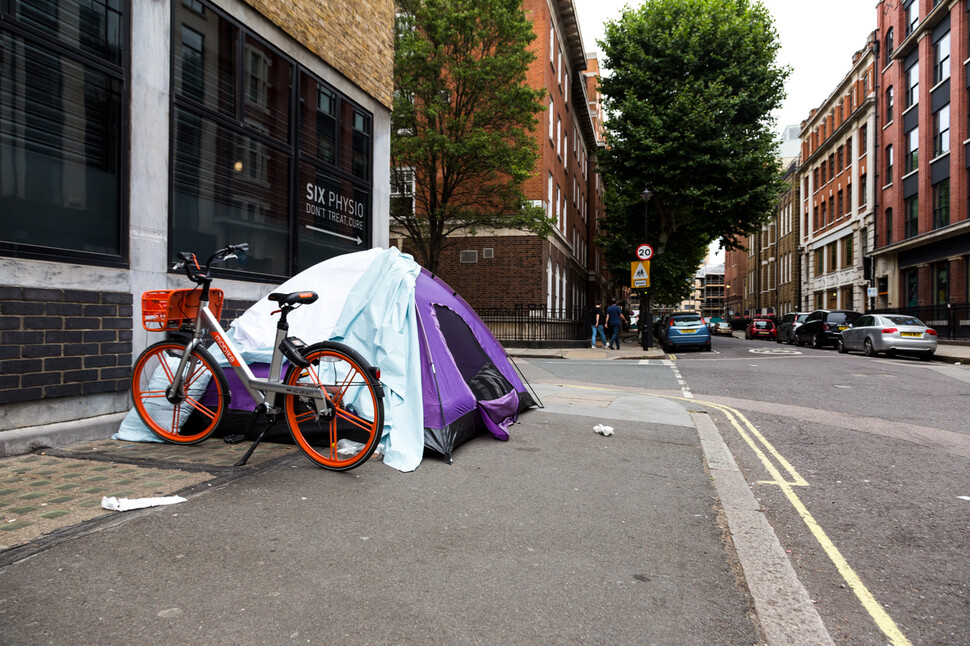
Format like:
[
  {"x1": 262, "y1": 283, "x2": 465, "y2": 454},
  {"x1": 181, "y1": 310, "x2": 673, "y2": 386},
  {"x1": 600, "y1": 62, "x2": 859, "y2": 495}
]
[{"x1": 571, "y1": 0, "x2": 878, "y2": 262}]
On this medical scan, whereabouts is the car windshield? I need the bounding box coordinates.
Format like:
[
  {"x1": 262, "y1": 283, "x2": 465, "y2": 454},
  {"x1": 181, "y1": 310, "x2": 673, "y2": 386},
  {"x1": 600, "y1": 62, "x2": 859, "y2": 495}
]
[
  {"x1": 884, "y1": 315, "x2": 924, "y2": 326},
  {"x1": 672, "y1": 316, "x2": 703, "y2": 326},
  {"x1": 796, "y1": 314, "x2": 809, "y2": 322}
]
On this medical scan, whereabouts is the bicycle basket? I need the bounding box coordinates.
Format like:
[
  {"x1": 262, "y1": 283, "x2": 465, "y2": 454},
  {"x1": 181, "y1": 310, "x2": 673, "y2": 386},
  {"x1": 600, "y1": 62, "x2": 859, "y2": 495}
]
[{"x1": 141, "y1": 288, "x2": 224, "y2": 331}]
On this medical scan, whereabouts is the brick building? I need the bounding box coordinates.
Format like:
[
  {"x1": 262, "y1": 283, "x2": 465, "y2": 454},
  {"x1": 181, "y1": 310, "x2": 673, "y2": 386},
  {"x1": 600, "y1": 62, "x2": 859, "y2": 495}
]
[
  {"x1": 873, "y1": 0, "x2": 969, "y2": 316},
  {"x1": 391, "y1": 0, "x2": 609, "y2": 317},
  {"x1": 798, "y1": 36, "x2": 876, "y2": 312},
  {"x1": 0, "y1": 0, "x2": 393, "y2": 450}
]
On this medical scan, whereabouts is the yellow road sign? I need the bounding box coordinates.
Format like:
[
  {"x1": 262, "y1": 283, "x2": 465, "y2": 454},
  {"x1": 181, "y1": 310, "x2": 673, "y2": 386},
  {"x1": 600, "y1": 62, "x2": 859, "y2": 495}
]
[{"x1": 630, "y1": 261, "x2": 650, "y2": 288}]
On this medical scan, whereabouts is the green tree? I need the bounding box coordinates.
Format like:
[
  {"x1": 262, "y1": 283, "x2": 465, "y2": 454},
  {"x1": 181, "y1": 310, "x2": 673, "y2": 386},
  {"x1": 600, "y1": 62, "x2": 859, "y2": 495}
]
[
  {"x1": 391, "y1": 0, "x2": 551, "y2": 273},
  {"x1": 597, "y1": 0, "x2": 789, "y2": 304}
]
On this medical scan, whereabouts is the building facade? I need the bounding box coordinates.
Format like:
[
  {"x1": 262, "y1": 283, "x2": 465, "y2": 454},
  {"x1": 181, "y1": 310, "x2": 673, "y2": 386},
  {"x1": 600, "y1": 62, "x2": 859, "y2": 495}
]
[
  {"x1": 391, "y1": 0, "x2": 608, "y2": 319},
  {"x1": 0, "y1": 0, "x2": 393, "y2": 448},
  {"x1": 798, "y1": 37, "x2": 877, "y2": 313},
  {"x1": 873, "y1": 0, "x2": 969, "y2": 324}
]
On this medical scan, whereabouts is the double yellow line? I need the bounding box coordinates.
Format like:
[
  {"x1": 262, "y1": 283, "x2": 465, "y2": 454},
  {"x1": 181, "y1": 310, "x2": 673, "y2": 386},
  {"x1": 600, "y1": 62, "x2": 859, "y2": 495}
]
[{"x1": 683, "y1": 396, "x2": 912, "y2": 646}]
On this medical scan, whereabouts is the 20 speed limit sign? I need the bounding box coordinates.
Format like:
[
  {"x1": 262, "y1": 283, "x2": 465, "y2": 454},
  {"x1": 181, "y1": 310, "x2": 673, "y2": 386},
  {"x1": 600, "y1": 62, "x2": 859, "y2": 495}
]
[{"x1": 636, "y1": 244, "x2": 654, "y2": 261}]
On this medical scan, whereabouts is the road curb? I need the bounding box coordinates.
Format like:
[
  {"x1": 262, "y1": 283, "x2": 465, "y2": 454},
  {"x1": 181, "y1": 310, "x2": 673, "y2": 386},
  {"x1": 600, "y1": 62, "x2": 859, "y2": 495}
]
[
  {"x1": 0, "y1": 412, "x2": 126, "y2": 459},
  {"x1": 691, "y1": 410, "x2": 835, "y2": 646}
]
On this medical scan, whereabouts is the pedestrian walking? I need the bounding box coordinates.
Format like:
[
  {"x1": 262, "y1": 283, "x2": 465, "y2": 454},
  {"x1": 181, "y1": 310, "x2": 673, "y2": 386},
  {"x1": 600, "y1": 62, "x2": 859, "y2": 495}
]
[
  {"x1": 591, "y1": 301, "x2": 607, "y2": 348},
  {"x1": 606, "y1": 298, "x2": 627, "y2": 349}
]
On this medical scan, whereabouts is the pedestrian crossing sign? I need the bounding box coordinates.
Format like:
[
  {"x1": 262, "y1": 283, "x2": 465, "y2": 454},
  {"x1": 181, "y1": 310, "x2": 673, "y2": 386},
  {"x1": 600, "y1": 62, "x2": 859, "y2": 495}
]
[{"x1": 630, "y1": 261, "x2": 650, "y2": 288}]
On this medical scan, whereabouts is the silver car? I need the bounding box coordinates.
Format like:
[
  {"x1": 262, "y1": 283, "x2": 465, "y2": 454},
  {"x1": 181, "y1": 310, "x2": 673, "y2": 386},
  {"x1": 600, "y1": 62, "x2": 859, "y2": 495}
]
[{"x1": 838, "y1": 314, "x2": 938, "y2": 360}]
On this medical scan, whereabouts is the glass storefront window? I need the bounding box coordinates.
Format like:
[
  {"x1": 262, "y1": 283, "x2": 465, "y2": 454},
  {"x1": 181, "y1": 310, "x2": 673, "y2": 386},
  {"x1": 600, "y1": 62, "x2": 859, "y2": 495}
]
[
  {"x1": 172, "y1": 0, "x2": 374, "y2": 277},
  {"x1": 1, "y1": 0, "x2": 127, "y2": 262}
]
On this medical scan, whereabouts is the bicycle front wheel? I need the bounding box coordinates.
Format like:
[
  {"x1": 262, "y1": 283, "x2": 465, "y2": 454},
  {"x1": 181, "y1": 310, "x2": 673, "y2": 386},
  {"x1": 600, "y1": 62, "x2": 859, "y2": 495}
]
[
  {"x1": 130, "y1": 340, "x2": 228, "y2": 444},
  {"x1": 283, "y1": 342, "x2": 385, "y2": 471}
]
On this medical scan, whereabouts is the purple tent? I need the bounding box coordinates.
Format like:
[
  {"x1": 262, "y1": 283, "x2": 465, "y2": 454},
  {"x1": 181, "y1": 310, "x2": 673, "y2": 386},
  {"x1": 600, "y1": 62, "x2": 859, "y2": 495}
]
[{"x1": 414, "y1": 270, "x2": 536, "y2": 459}]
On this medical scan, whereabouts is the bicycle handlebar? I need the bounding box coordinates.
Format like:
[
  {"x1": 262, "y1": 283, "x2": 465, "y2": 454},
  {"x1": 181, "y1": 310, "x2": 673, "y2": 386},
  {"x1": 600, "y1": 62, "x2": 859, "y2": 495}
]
[{"x1": 172, "y1": 243, "x2": 249, "y2": 284}]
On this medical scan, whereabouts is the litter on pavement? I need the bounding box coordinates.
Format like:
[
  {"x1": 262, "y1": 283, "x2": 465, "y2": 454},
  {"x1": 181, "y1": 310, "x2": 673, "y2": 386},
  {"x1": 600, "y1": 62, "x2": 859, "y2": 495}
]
[
  {"x1": 101, "y1": 496, "x2": 187, "y2": 512},
  {"x1": 593, "y1": 424, "x2": 614, "y2": 436}
]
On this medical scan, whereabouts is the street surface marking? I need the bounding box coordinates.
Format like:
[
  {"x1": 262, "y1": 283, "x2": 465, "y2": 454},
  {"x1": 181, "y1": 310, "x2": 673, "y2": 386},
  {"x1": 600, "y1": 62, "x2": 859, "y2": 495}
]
[
  {"x1": 748, "y1": 347, "x2": 802, "y2": 355},
  {"x1": 662, "y1": 393, "x2": 912, "y2": 646}
]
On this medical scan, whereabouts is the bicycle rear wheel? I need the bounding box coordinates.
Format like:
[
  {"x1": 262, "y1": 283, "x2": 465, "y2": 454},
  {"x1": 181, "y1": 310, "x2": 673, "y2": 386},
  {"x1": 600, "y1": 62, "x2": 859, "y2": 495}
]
[
  {"x1": 130, "y1": 340, "x2": 228, "y2": 444},
  {"x1": 283, "y1": 342, "x2": 384, "y2": 471}
]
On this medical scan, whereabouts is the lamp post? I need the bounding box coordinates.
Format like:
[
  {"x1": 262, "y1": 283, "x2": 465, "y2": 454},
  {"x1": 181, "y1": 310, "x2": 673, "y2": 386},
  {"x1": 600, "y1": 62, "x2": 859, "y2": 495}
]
[{"x1": 641, "y1": 188, "x2": 653, "y2": 350}]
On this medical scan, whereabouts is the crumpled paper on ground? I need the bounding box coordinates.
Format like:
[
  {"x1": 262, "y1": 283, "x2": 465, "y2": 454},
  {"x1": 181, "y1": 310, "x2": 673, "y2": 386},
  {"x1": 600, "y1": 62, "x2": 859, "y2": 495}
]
[
  {"x1": 593, "y1": 424, "x2": 614, "y2": 436},
  {"x1": 101, "y1": 495, "x2": 187, "y2": 512}
]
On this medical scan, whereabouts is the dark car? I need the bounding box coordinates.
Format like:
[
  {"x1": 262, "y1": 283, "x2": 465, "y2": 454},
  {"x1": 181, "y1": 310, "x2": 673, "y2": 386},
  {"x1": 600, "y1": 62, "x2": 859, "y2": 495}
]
[
  {"x1": 661, "y1": 312, "x2": 712, "y2": 353},
  {"x1": 745, "y1": 318, "x2": 777, "y2": 341},
  {"x1": 776, "y1": 311, "x2": 810, "y2": 344},
  {"x1": 793, "y1": 309, "x2": 862, "y2": 349}
]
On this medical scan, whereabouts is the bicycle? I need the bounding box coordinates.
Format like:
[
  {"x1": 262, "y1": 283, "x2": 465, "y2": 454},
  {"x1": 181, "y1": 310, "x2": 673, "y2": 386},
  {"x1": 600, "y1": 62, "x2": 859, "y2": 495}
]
[{"x1": 129, "y1": 244, "x2": 385, "y2": 471}]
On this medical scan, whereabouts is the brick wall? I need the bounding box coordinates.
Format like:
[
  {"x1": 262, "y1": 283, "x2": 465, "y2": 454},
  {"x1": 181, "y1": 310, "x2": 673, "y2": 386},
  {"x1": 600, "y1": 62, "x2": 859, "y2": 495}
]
[
  {"x1": 0, "y1": 288, "x2": 133, "y2": 405},
  {"x1": 245, "y1": 0, "x2": 394, "y2": 108}
]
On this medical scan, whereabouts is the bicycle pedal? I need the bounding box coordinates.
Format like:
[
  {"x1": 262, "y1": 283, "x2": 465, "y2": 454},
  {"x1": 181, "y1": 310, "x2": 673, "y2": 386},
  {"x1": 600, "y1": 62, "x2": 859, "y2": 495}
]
[{"x1": 223, "y1": 434, "x2": 246, "y2": 444}]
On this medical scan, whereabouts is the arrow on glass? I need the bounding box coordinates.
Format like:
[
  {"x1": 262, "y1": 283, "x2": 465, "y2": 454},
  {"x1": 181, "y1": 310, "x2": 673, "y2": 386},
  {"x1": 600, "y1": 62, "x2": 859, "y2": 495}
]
[{"x1": 306, "y1": 225, "x2": 363, "y2": 245}]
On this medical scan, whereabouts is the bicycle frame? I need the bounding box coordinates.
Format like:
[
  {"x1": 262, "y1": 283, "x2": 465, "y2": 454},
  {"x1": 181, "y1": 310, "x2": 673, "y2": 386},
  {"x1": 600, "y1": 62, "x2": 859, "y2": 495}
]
[{"x1": 167, "y1": 295, "x2": 328, "y2": 417}]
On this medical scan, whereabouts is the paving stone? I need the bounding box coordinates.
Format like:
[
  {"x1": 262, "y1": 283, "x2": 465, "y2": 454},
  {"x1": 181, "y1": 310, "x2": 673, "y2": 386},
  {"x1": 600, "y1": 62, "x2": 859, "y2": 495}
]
[
  {"x1": 107, "y1": 491, "x2": 136, "y2": 498},
  {"x1": 81, "y1": 487, "x2": 105, "y2": 494},
  {"x1": 28, "y1": 480, "x2": 52, "y2": 487},
  {"x1": 0, "y1": 488, "x2": 17, "y2": 496},
  {"x1": 16, "y1": 492, "x2": 46, "y2": 500},
  {"x1": 55, "y1": 483, "x2": 80, "y2": 490},
  {"x1": 0, "y1": 521, "x2": 32, "y2": 531},
  {"x1": 39, "y1": 511, "x2": 70, "y2": 519},
  {"x1": 46, "y1": 496, "x2": 74, "y2": 504},
  {"x1": 7, "y1": 506, "x2": 39, "y2": 515}
]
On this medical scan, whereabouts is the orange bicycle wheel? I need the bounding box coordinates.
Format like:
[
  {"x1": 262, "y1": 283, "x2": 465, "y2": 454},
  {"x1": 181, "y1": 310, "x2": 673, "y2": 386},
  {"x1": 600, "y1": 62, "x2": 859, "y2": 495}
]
[
  {"x1": 130, "y1": 340, "x2": 228, "y2": 444},
  {"x1": 283, "y1": 342, "x2": 384, "y2": 471}
]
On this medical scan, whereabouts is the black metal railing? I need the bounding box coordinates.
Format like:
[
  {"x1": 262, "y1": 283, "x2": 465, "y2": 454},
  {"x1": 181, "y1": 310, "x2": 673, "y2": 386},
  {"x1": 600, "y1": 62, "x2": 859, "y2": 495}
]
[{"x1": 477, "y1": 304, "x2": 588, "y2": 342}]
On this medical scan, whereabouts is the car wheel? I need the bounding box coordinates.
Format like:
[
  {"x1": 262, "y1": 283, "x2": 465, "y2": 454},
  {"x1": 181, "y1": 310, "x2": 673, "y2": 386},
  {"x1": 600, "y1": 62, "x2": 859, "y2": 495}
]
[
  {"x1": 920, "y1": 351, "x2": 934, "y2": 362},
  {"x1": 812, "y1": 332, "x2": 823, "y2": 349},
  {"x1": 663, "y1": 343, "x2": 673, "y2": 354},
  {"x1": 863, "y1": 338, "x2": 876, "y2": 357},
  {"x1": 837, "y1": 338, "x2": 847, "y2": 353},
  {"x1": 794, "y1": 333, "x2": 802, "y2": 347}
]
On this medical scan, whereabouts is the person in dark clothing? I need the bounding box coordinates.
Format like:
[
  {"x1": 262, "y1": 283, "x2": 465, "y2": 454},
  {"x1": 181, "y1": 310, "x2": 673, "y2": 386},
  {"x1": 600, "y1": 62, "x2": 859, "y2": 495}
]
[
  {"x1": 591, "y1": 301, "x2": 607, "y2": 348},
  {"x1": 606, "y1": 298, "x2": 627, "y2": 349}
]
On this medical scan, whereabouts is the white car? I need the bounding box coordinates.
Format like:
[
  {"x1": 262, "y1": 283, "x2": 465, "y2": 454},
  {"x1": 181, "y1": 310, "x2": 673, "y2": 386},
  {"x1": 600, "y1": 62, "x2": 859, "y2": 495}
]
[{"x1": 838, "y1": 314, "x2": 938, "y2": 360}]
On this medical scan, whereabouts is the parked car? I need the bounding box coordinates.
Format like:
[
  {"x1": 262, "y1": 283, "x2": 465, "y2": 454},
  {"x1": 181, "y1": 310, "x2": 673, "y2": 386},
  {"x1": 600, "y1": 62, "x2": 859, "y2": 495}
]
[
  {"x1": 838, "y1": 314, "x2": 938, "y2": 360},
  {"x1": 793, "y1": 309, "x2": 862, "y2": 349},
  {"x1": 776, "y1": 311, "x2": 810, "y2": 344},
  {"x1": 713, "y1": 320, "x2": 733, "y2": 336},
  {"x1": 745, "y1": 318, "x2": 777, "y2": 341},
  {"x1": 661, "y1": 312, "x2": 712, "y2": 353}
]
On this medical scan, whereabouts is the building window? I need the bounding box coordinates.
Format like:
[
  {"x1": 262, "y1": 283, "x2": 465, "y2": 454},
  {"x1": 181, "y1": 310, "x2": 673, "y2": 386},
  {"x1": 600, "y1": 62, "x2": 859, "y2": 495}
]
[
  {"x1": 837, "y1": 190, "x2": 844, "y2": 218},
  {"x1": 885, "y1": 27, "x2": 894, "y2": 65},
  {"x1": 905, "y1": 127, "x2": 919, "y2": 173},
  {"x1": 886, "y1": 86, "x2": 894, "y2": 123},
  {"x1": 815, "y1": 248, "x2": 824, "y2": 276},
  {"x1": 905, "y1": 0, "x2": 918, "y2": 36},
  {"x1": 885, "y1": 208, "x2": 893, "y2": 245},
  {"x1": 906, "y1": 62, "x2": 919, "y2": 108},
  {"x1": 933, "y1": 179, "x2": 949, "y2": 229},
  {"x1": 933, "y1": 262, "x2": 949, "y2": 304},
  {"x1": 827, "y1": 242, "x2": 838, "y2": 272},
  {"x1": 905, "y1": 267, "x2": 919, "y2": 307},
  {"x1": 933, "y1": 105, "x2": 950, "y2": 157},
  {"x1": 828, "y1": 196, "x2": 835, "y2": 225},
  {"x1": 860, "y1": 173, "x2": 867, "y2": 206},
  {"x1": 885, "y1": 144, "x2": 894, "y2": 184},
  {"x1": 172, "y1": 0, "x2": 374, "y2": 276},
  {"x1": 859, "y1": 124, "x2": 867, "y2": 154},
  {"x1": 837, "y1": 146, "x2": 844, "y2": 170},
  {"x1": 844, "y1": 235, "x2": 854, "y2": 267},
  {"x1": 933, "y1": 32, "x2": 950, "y2": 85},
  {"x1": 904, "y1": 195, "x2": 919, "y2": 239},
  {"x1": 1, "y1": 0, "x2": 129, "y2": 263}
]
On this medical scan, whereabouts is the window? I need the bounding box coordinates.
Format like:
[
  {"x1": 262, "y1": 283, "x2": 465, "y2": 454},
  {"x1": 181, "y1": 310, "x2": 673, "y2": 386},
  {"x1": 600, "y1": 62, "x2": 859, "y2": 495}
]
[
  {"x1": 827, "y1": 242, "x2": 838, "y2": 272},
  {"x1": 837, "y1": 146, "x2": 844, "y2": 171},
  {"x1": 828, "y1": 196, "x2": 835, "y2": 224},
  {"x1": 837, "y1": 190, "x2": 844, "y2": 218},
  {"x1": 885, "y1": 144, "x2": 894, "y2": 183},
  {"x1": 390, "y1": 168, "x2": 415, "y2": 218},
  {"x1": 905, "y1": 63, "x2": 919, "y2": 108},
  {"x1": 1, "y1": 0, "x2": 129, "y2": 262},
  {"x1": 814, "y1": 248, "x2": 824, "y2": 276},
  {"x1": 860, "y1": 173, "x2": 867, "y2": 206},
  {"x1": 905, "y1": 0, "x2": 918, "y2": 36},
  {"x1": 886, "y1": 86, "x2": 894, "y2": 122},
  {"x1": 933, "y1": 105, "x2": 949, "y2": 157},
  {"x1": 829, "y1": 154, "x2": 835, "y2": 179},
  {"x1": 933, "y1": 262, "x2": 949, "y2": 304},
  {"x1": 844, "y1": 236, "x2": 854, "y2": 267},
  {"x1": 904, "y1": 195, "x2": 919, "y2": 238},
  {"x1": 859, "y1": 124, "x2": 867, "y2": 154},
  {"x1": 172, "y1": 0, "x2": 374, "y2": 276},
  {"x1": 885, "y1": 208, "x2": 893, "y2": 245},
  {"x1": 905, "y1": 267, "x2": 919, "y2": 307},
  {"x1": 933, "y1": 32, "x2": 950, "y2": 85},
  {"x1": 933, "y1": 179, "x2": 949, "y2": 229},
  {"x1": 905, "y1": 128, "x2": 919, "y2": 173},
  {"x1": 548, "y1": 100, "x2": 554, "y2": 141},
  {"x1": 885, "y1": 27, "x2": 894, "y2": 65}
]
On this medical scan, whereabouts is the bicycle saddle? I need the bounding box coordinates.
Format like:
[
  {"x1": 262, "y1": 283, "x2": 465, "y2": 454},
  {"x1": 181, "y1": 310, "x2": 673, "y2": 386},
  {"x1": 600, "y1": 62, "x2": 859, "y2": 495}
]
[{"x1": 268, "y1": 291, "x2": 319, "y2": 307}]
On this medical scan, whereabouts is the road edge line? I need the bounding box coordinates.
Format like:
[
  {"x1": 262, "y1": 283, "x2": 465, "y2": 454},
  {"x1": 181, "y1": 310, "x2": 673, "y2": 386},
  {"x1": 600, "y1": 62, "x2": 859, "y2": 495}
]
[{"x1": 691, "y1": 410, "x2": 836, "y2": 646}]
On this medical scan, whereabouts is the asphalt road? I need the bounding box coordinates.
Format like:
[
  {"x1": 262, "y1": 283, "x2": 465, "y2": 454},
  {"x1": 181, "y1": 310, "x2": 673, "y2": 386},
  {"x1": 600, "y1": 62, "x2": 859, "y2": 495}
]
[{"x1": 669, "y1": 335, "x2": 970, "y2": 645}]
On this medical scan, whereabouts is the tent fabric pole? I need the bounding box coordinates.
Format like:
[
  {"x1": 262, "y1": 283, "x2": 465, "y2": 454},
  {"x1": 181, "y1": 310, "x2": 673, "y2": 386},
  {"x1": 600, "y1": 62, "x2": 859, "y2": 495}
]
[
  {"x1": 414, "y1": 303, "x2": 450, "y2": 457},
  {"x1": 505, "y1": 354, "x2": 544, "y2": 409}
]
